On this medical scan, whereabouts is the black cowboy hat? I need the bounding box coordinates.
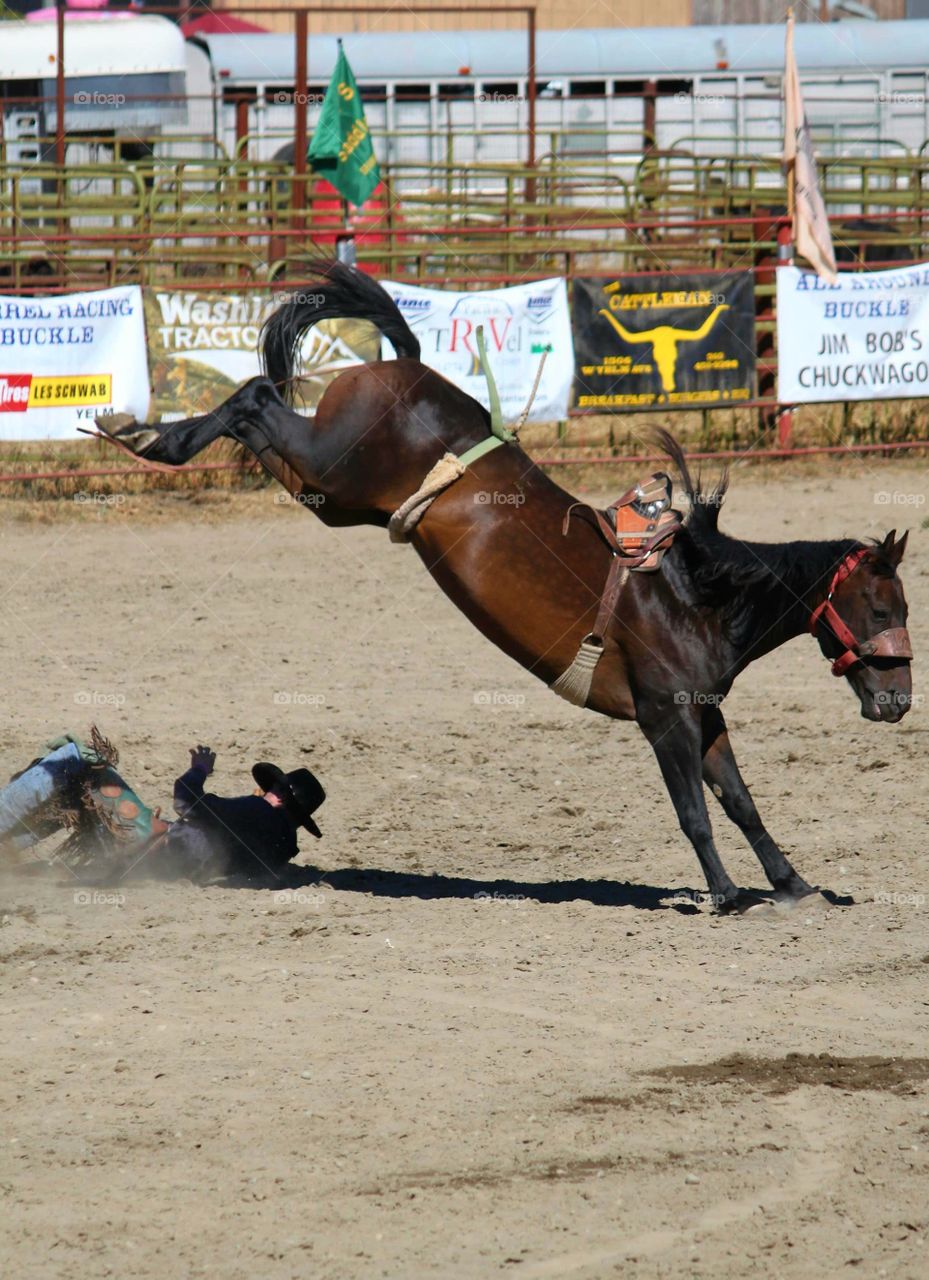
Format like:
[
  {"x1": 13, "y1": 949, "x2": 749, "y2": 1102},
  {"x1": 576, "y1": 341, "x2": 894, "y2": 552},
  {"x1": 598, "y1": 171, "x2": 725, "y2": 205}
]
[{"x1": 252, "y1": 762, "x2": 325, "y2": 838}]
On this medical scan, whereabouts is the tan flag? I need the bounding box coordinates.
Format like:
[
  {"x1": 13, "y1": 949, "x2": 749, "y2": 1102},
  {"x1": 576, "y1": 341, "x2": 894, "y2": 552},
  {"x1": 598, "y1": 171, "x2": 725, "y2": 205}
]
[{"x1": 784, "y1": 10, "x2": 837, "y2": 284}]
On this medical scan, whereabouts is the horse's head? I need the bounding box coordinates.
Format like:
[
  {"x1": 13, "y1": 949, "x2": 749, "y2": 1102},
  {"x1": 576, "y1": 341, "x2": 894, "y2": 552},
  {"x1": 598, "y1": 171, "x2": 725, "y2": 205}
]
[{"x1": 812, "y1": 531, "x2": 912, "y2": 723}]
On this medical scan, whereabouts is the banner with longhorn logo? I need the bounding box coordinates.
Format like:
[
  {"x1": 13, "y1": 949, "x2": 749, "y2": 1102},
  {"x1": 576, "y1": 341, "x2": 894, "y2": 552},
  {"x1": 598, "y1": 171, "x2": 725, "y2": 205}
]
[
  {"x1": 380, "y1": 278, "x2": 573, "y2": 423},
  {"x1": 143, "y1": 289, "x2": 381, "y2": 422},
  {"x1": 572, "y1": 273, "x2": 756, "y2": 412}
]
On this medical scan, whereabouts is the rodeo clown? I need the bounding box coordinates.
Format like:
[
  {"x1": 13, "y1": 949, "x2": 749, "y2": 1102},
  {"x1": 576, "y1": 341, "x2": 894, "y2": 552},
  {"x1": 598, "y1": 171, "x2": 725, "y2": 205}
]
[{"x1": 0, "y1": 727, "x2": 325, "y2": 881}]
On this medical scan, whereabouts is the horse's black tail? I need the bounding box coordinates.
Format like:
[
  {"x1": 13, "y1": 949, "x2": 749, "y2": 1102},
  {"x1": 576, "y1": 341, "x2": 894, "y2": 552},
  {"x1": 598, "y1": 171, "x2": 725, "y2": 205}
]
[
  {"x1": 260, "y1": 260, "x2": 420, "y2": 401},
  {"x1": 653, "y1": 427, "x2": 728, "y2": 534}
]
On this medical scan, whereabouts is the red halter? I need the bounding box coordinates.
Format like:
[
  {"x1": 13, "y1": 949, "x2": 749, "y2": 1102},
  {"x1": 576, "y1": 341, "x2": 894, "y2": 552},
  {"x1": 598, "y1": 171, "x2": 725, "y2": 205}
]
[{"x1": 809, "y1": 548, "x2": 913, "y2": 678}]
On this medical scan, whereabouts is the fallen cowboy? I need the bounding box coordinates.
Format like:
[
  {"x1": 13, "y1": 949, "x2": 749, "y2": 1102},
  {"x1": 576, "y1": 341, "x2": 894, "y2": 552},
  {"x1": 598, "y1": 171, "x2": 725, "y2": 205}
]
[{"x1": 0, "y1": 728, "x2": 325, "y2": 882}]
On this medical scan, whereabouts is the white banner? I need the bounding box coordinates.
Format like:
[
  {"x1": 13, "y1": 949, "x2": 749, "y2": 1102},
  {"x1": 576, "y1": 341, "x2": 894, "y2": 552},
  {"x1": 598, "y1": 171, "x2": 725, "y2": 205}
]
[
  {"x1": 381, "y1": 278, "x2": 574, "y2": 422},
  {"x1": 0, "y1": 286, "x2": 150, "y2": 440},
  {"x1": 778, "y1": 264, "x2": 929, "y2": 404}
]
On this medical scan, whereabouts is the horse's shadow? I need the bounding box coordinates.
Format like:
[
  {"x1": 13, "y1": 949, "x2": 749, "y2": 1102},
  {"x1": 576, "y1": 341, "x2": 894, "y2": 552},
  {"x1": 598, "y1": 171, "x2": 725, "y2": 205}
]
[
  {"x1": 56, "y1": 856, "x2": 675, "y2": 908},
  {"x1": 221, "y1": 863, "x2": 713, "y2": 913},
  {"x1": 62, "y1": 855, "x2": 853, "y2": 911},
  {"x1": 289, "y1": 864, "x2": 683, "y2": 910},
  {"x1": 225, "y1": 864, "x2": 854, "y2": 912}
]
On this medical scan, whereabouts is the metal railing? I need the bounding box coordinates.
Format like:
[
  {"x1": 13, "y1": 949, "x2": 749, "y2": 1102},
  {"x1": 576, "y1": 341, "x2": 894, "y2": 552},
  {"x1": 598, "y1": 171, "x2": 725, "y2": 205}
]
[
  {"x1": 2, "y1": 154, "x2": 928, "y2": 473},
  {"x1": 3, "y1": 154, "x2": 928, "y2": 291}
]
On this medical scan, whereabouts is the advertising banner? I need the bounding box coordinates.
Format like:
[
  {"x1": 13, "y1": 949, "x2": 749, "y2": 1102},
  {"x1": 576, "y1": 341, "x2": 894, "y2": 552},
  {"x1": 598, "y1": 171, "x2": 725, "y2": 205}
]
[
  {"x1": 144, "y1": 290, "x2": 380, "y2": 421},
  {"x1": 381, "y1": 278, "x2": 574, "y2": 422},
  {"x1": 777, "y1": 263, "x2": 929, "y2": 403},
  {"x1": 0, "y1": 286, "x2": 149, "y2": 440},
  {"x1": 572, "y1": 272, "x2": 756, "y2": 411}
]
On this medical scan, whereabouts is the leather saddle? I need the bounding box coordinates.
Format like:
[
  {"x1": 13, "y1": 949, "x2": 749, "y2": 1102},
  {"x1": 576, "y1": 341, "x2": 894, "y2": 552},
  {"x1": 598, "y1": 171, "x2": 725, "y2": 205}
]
[{"x1": 562, "y1": 472, "x2": 682, "y2": 571}]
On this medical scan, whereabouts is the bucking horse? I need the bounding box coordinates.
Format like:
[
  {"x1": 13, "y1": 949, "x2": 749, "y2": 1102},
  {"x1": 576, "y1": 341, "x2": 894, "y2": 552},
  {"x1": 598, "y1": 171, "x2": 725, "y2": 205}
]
[{"x1": 93, "y1": 262, "x2": 914, "y2": 914}]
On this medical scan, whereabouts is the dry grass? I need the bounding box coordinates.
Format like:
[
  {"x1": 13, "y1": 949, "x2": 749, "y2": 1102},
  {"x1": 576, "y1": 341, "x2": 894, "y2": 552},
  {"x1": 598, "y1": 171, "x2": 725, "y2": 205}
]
[
  {"x1": 2, "y1": 400, "x2": 926, "y2": 508},
  {"x1": 0, "y1": 437, "x2": 268, "y2": 503},
  {"x1": 522, "y1": 399, "x2": 929, "y2": 457},
  {"x1": 3, "y1": 450, "x2": 924, "y2": 530}
]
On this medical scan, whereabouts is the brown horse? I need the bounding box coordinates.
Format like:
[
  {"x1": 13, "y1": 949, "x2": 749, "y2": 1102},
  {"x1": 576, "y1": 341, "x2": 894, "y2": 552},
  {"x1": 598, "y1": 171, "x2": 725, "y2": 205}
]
[{"x1": 101, "y1": 263, "x2": 913, "y2": 913}]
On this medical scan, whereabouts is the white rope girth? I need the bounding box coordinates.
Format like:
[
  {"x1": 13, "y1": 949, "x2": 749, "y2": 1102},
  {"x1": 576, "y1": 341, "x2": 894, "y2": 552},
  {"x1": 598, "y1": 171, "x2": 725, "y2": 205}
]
[{"x1": 388, "y1": 452, "x2": 466, "y2": 543}]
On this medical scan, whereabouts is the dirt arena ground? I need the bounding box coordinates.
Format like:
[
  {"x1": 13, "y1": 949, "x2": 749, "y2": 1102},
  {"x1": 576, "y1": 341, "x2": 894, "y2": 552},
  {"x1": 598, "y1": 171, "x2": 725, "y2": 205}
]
[{"x1": 1, "y1": 460, "x2": 927, "y2": 1279}]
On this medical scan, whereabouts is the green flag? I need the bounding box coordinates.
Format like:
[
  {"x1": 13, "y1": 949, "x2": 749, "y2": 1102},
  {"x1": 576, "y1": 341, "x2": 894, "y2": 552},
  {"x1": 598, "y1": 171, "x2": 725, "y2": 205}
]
[{"x1": 307, "y1": 42, "x2": 381, "y2": 208}]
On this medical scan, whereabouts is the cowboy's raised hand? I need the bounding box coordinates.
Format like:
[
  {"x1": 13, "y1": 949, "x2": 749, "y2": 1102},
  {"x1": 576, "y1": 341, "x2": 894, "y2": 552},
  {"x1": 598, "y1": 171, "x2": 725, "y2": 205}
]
[{"x1": 190, "y1": 745, "x2": 216, "y2": 776}]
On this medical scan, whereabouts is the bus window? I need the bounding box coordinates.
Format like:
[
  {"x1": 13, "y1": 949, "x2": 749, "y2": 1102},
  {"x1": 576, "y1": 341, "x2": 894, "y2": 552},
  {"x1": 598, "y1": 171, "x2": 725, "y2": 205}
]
[
  {"x1": 394, "y1": 84, "x2": 431, "y2": 102},
  {"x1": 569, "y1": 80, "x2": 606, "y2": 98}
]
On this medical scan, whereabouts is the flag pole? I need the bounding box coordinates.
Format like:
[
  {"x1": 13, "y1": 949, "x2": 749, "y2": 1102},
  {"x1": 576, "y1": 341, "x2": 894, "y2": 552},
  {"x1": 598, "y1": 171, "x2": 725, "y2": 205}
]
[
  {"x1": 782, "y1": 158, "x2": 796, "y2": 269},
  {"x1": 337, "y1": 197, "x2": 356, "y2": 266},
  {"x1": 782, "y1": 8, "x2": 795, "y2": 267}
]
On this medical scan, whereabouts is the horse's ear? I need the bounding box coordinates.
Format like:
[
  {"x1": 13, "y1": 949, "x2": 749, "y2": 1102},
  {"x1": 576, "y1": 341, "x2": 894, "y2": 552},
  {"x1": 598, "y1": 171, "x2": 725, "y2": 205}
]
[
  {"x1": 889, "y1": 529, "x2": 909, "y2": 568},
  {"x1": 874, "y1": 529, "x2": 908, "y2": 571}
]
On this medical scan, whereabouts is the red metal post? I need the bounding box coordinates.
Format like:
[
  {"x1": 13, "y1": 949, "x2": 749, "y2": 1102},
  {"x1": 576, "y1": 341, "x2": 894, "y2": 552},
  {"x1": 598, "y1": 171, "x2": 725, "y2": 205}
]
[
  {"x1": 293, "y1": 11, "x2": 309, "y2": 229},
  {"x1": 526, "y1": 7, "x2": 536, "y2": 169},
  {"x1": 523, "y1": 8, "x2": 537, "y2": 207},
  {"x1": 235, "y1": 97, "x2": 249, "y2": 159},
  {"x1": 55, "y1": 0, "x2": 66, "y2": 166},
  {"x1": 776, "y1": 406, "x2": 793, "y2": 449},
  {"x1": 643, "y1": 79, "x2": 657, "y2": 154},
  {"x1": 235, "y1": 96, "x2": 251, "y2": 273}
]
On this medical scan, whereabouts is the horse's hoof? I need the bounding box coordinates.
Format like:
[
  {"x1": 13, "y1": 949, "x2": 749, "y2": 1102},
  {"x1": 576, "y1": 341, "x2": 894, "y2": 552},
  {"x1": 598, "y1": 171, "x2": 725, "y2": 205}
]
[
  {"x1": 122, "y1": 428, "x2": 162, "y2": 453},
  {"x1": 95, "y1": 413, "x2": 161, "y2": 455},
  {"x1": 95, "y1": 412, "x2": 137, "y2": 433},
  {"x1": 774, "y1": 889, "x2": 832, "y2": 915},
  {"x1": 740, "y1": 899, "x2": 779, "y2": 919},
  {"x1": 717, "y1": 890, "x2": 777, "y2": 918}
]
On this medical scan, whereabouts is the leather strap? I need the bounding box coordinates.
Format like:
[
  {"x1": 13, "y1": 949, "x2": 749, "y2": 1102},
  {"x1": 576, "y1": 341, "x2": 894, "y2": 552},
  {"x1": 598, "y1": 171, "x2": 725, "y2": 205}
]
[
  {"x1": 562, "y1": 502, "x2": 682, "y2": 570},
  {"x1": 563, "y1": 503, "x2": 619, "y2": 546},
  {"x1": 809, "y1": 548, "x2": 913, "y2": 677},
  {"x1": 859, "y1": 626, "x2": 912, "y2": 660},
  {"x1": 589, "y1": 555, "x2": 629, "y2": 644}
]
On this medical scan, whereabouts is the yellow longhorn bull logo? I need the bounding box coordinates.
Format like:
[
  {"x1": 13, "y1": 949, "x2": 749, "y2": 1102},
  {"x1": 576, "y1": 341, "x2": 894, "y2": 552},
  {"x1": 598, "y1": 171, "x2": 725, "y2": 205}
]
[{"x1": 599, "y1": 304, "x2": 729, "y2": 393}]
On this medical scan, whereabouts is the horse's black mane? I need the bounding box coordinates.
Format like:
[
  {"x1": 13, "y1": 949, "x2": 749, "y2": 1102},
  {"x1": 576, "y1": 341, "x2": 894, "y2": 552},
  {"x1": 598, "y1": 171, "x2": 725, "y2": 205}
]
[{"x1": 655, "y1": 429, "x2": 893, "y2": 622}]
